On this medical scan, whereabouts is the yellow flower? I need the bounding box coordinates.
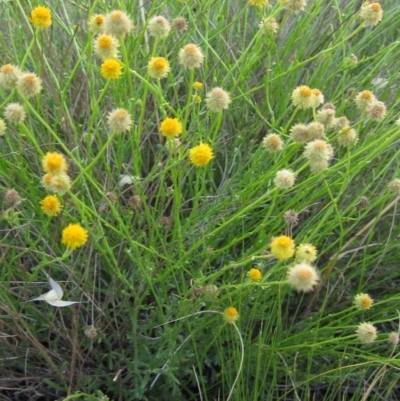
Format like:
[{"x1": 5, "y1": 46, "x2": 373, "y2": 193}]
[
  {"x1": 193, "y1": 81, "x2": 203, "y2": 90},
  {"x1": 354, "y1": 293, "x2": 373, "y2": 311},
  {"x1": 100, "y1": 58, "x2": 122, "y2": 80},
  {"x1": 248, "y1": 268, "x2": 262, "y2": 281},
  {"x1": 222, "y1": 307, "x2": 239, "y2": 324},
  {"x1": 291, "y1": 85, "x2": 314, "y2": 109},
  {"x1": 88, "y1": 14, "x2": 106, "y2": 34},
  {"x1": 148, "y1": 57, "x2": 170, "y2": 79},
  {"x1": 249, "y1": 0, "x2": 269, "y2": 6},
  {"x1": 94, "y1": 34, "x2": 119, "y2": 60},
  {"x1": 270, "y1": 235, "x2": 295, "y2": 261},
  {"x1": 42, "y1": 152, "x2": 68, "y2": 174},
  {"x1": 40, "y1": 195, "x2": 62, "y2": 217},
  {"x1": 61, "y1": 223, "x2": 89, "y2": 250},
  {"x1": 295, "y1": 243, "x2": 317, "y2": 263},
  {"x1": 160, "y1": 118, "x2": 182, "y2": 138},
  {"x1": 30, "y1": 6, "x2": 52, "y2": 29},
  {"x1": 189, "y1": 143, "x2": 214, "y2": 167}
]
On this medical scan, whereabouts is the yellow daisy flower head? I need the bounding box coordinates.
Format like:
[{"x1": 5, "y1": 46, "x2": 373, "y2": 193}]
[
  {"x1": 193, "y1": 81, "x2": 203, "y2": 90},
  {"x1": 287, "y1": 262, "x2": 319, "y2": 292},
  {"x1": 295, "y1": 243, "x2": 317, "y2": 263},
  {"x1": 270, "y1": 235, "x2": 295, "y2": 261},
  {"x1": 291, "y1": 85, "x2": 314, "y2": 109},
  {"x1": 30, "y1": 6, "x2": 52, "y2": 29},
  {"x1": 88, "y1": 14, "x2": 106, "y2": 34},
  {"x1": 100, "y1": 58, "x2": 123, "y2": 80},
  {"x1": 249, "y1": 0, "x2": 269, "y2": 6},
  {"x1": 93, "y1": 34, "x2": 119, "y2": 60},
  {"x1": 104, "y1": 10, "x2": 133, "y2": 37},
  {"x1": 355, "y1": 90, "x2": 376, "y2": 111},
  {"x1": 61, "y1": 223, "x2": 89, "y2": 250},
  {"x1": 16, "y1": 72, "x2": 42, "y2": 98},
  {"x1": 147, "y1": 57, "x2": 170, "y2": 79},
  {"x1": 356, "y1": 322, "x2": 377, "y2": 344},
  {"x1": 189, "y1": 143, "x2": 214, "y2": 167},
  {"x1": 160, "y1": 117, "x2": 182, "y2": 139},
  {"x1": 42, "y1": 152, "x2": 68, "y2": 174},
  {"x1": 107, "y1": 108, "x2": 132, "y2": 133},
  {"x1": 222, "y1": 307, "x2": 239, "y2": 324},
  {"x1": 40, "y1": 195, "x2": 62, "y2": 217},
  {"x1": 353, "y1": 293, "x2": 373, "y2": 311},
  {"x1": 0, "y1": 64, "x2": 22, "y2": 90},
  {"x1": 248, "y1": 268, "x2": 262, "y2": 281}
]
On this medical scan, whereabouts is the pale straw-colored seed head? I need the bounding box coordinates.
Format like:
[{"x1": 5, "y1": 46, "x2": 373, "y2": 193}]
[
  {"x1": 282, "y1": 0, "x2": 307, "y2": 13},
  {"x1": 290, "y1": 123, "x2": 309, "y2": 144},
  {"x1": 147, "y1": 57, "x2": 170, "y2": 79},
  {"x1": 0, "y1": 64, "x2": 22, "y2": 90},
  {"x1": 258, "y1": 17, "x2": 279, "y2": 35},
  {"x1": 274, "y1": 169, "x2": 296, "y2": 189},
  {"x1": 307, "y1": 122, "x2": 325, "y2": 140},
  {"x1": 356, "y1": 322, "x2": 377, "y2": 344},
  {"x1": 304, "y1": 139, "x2": 334, "y2": 163},
  {"x1": 322, "y1": 103, "x2": 336, "y2": 111},
  {"x1": 42, "y1": 172, "x2": 71, "y2": 195},
  {"x1": 173, "y1": 17, "x2": 188, "y2": 32},
  {"x1": 310, "y1": 89, "x2": 324, "y2": 108},
  {"x1": 165, "y1": 137, "x2": 181, "y2": 154},
  {"x1": 284, "y1": 209, "x2": 299, "y2": 225},
  {"x1": 0, "y1": 119, "x2": 6, "y2": 136},
  {"x1": 16, "y1": 72, "x2": 42, "y2": 97},
  {"x1": 317, "y1": 108, "x2": 336, "y2": 128},
  {"x1": 295, "y1": 244, "x2": 317, "y2": 264},
  {"x1": 355, "y1": 90, "x2": 376, "y2": 111},
  {"x1": 287, "y1": 262, "x2": 319, "y2": 292},
  {"x1": 4, "y1": 103, "x2": 26, "y2": 124},
  {"x1": 148, "y1": 16, "x2": 171, "y2": 38},
  {"x1": 104, "y1": 10, "x2": 133, "y2": 37},
  {"x1": 262, "y1": 133, "x2": 284, "y2": 152},
  {"x1": 178, "y1": 44, "x2": 204, "y2": 69},
  {"x1": 4, "y1": 189, "x2": 21, "y2": 206},
  {"x1": 334, "y1": 116, "x2": 350, "y2": 131},
  {"x1": 93, "y1": 34, "x2": 119, "y2": 60},
  {"x1": 388, "y1": 179, "x2": 400, "y2": 196},
  {"x1": 388, "y1": 332, "x2": 399, "y2": 345},
  {"x1": 338, "y1": 127, "x2": 358, "y2": 147},
  {"x1": 88, "y1": 14, "x2": 106, "y2": 34},
  {"x1": 360, "y1": 2, "x2": 383, "y2": 26},
  {"x1": 366, "y1": 100, "x2": 386, "y2": 121},
  {"x1": 107, "y1": 108, "x2": 133, "y2": 133},
  {"x1": 206, "y1": 87, "x2": 231, "y2": 112}
]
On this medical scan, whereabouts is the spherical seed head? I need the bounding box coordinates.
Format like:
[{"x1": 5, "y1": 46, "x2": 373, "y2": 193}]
[
  {"x1": 88, "y1": 14, "x2": 106, "y2": 34},
  {"x1": 388, "y1": 179, "x2": 400, "y2": 196},
  {"x1": 165, "y1": 137, "x2": 181, "y2": 154},
  {"x1": 0, "y1": 119, "x2": 6, "y2": 136},
  {"x1": 291, "y1": 85, "x2": 314, "y2": 109},
  {"x1": 42, "y1": 152, "x2": 68, "y2": 174},
  {"x1": 307, "y1": 122, "x2": 325, "y2": 140},
  {"x1": 40, "y1": 195, "x2": 63, "y2": 217},
  {"x1": 334, "y1": 116, "x2": 350, "y2": 130},
  {"x1": 93, "y1": 34, "x2": 119, "y2": 60},
  {"x1": 310, "y1": 89, "x2": 324, "y2": 108},
  {"x1": 262, "y1": 133, "x2": 284, "y2": 152},
  {"x1": 30, "y1": 6, "x2": 52, "y2": 29},
  {"x1": 147, "y1": 16, "x2": 171, "y2": 38},
  {"x1": 107, "y1": 108, "x2": 132, "y2": 133},
  {"x1": 204, "y1": 284, "x2": 219, "y2": 297},
  {"x1": 16, "y1": 72, "x2": 42, "y2": 98},
  {"x1": 282, "y1": 0, "x2": 307, "y2": 12},
  {"x1": 0, "y1": 64, "x2": 22, "y2": 90},
  {"x1": 258, "y1": 17, "x2": 279, "y2": 34},
  {"x1": 206, "y1": 87, "x2": 231, "y2": 112},
  {"x1": 356, "y1": 322, "x2": 377, "y2": 344},
  {"x1": 160, "y1": 118, "x2": 182, "y2": 138},
  {"x1": 317, "y1": 108, "x2": 336, "y2": 129},
  {"x1": 338, "y1": 127, "x2": 358, "y2": 147},
  {"x1": 248, "y1": 0, "x2": 269, "y2": 6},
  {"x1": 189, "y1": 143, "x2": 214, "y2": 167},
  {"x1": 84, "y1": 325, "x2": 98, "y2": 340},
  {"x1": 290, "y1": 124, "x2": 310, "y2": 144},
  {"x1": 296, "y1": 243, "x2": 317, "y2": 263},
  {"x1": 388, "y1": 332, "x2": 399, "y2": 345},
  {"x1": 222, "y1": 307, "x2": 239, "y2": 324},
  {"x1": 42, "y1": 172, "x2": 71, "y2": 195},
  {"x1": 270, "y1": 235, "x2": 295, "y2": 261},
  {"x1": 4, "y1": 103, "x2": 26, "y2": 124},
  {"x1": 303, "y1": 140, "x2": 334, "y2": 163},
  {"x1": 173, "y1": 17, "x2": 188, "y2": 32},
  {"x1": 61, "y1": 223, "x2": 89, "y2": 250},
  {"x1": 4, "y1": 189, "x2": 21, "y2": 206},
  {"x1": 248, "y1": 268, "x2": 262, "y2": 281},
  {"x1": 356, "y1": 196, "x2": 370, "y2": 209},
  {"x1": 366, "y1": 100, "x2": 386, "y2": 121},
  {"x1": 353, "y1": 293, "x2": 373, "y2": 311},
  {"x1": 287, "y1": 263, "x2": 319, "y2": 292},
  {"x1": 100, "y1": 58, "x2": 123, "y2": 80},
  {"x1": 274, "y1": 169, "x2": 296, "y2": 190},
  {"x1": 323, "y1": 103, "x2": 336, "y2": 111},
  {"x1": 147, "y1": 57, "x2": 170, "y2": 79},
  {"x1": 284, "y1": 209, "x2": 299, "y2": 225},
  {"x1": 360, "y1": 2, "x2": 383, "y2": 26},
  {"x1": 355, "y1": 90, "x2": 376, "y2": 111},
  {"x1": 104, "y1": 10, "x2": 133, "y2": 37},
  {"x1": 179, "y1": 44, "x2": 204, "y2": 69},
  {"x1": 128, "y1": 195, "x2": 142, "y2": 209}
]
